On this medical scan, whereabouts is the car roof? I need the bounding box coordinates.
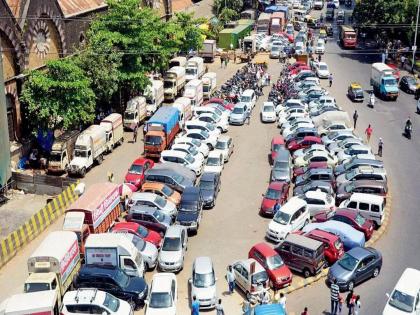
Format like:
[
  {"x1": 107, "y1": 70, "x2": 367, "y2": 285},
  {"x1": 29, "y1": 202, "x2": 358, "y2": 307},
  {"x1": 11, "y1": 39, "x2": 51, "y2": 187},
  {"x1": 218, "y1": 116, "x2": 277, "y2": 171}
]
[
  {"x1": 161, "y1": 150, "x2": 189, "y2": 159},
  {"x1": 182, "y1": 186, "x2": 200, "y2": 195},
  {"x1": 348, "y1": 192, "x2": 384, "y2": 203},
  {"x1": 130, "y1": 204, "x2": 160, "y2": 214},
  {"x1": 305, "y1": 189, "x2": 328, "y2": 199},
  {"x1": 272, "y1": 136, "x2": 285, "y2": 145},
  {"x1": 234, "y1": 103, "x2": 247, "y2": 109},
  {"x1": 284, "y1": 233, "x2": 323, "y2": 250},
  {"x1": 306, "y1": 167, "x2": 333, "y2": 175},
  {"x1": 113, "y1": 221, "x2": 140, "y2": 230},
  {"x1": 79, "y1": 264, "x2": 120, "y2": 277},
  {"x1": 351, "y1": 179, "x2": 387, "y2": 189},
  {"x1": 350, "y1": 82, "x2": 362, "y2": 89},
  {"x1": 151, "y1": 273, "x2": 176, "y2": 293},
  {"x1": 355, "y1": 165, "x2": 386, "y2": 174},
  {"x1": 131, "y1": 192, "x2": 157, "y2": 202},
  {"x1": 186, "y1": 120, "x2": 208, "y2": 127},
  {"x1": 263, "y1": 102, "x2": 275, "y2": 107},
  {"x1": 300, "y1": 136, "x2": 321, "y2": 142},
  {"x1": 242, "y1": 89, "x2": 255, "y2": 96},
  {"x1": 132, "y1": 157, "x2": 150, "y2": 166},
  {"x1": 268, "y1": 181, "x2": 287, "y2": 190},
  {"x1": 200, "y1": 172, "x2": 217, "y2": 181},
  {"x1": 306, "y1": 229, "x2": 339, "y2": 242},
  {"x1": 194, "y1": 256, "x2": 213, "y2": 274},
  {"x1": 280, "y1": 196, "x2": 307, "y2": 214},
  {"x1": 238, "y1": 258, "x2": 265, "y2": 273},
  {"x1": 393, "y1": 268, "x2": 420, "y2": 296},
  {"x1": 252, "y1": 242, "x2": 277, "y2": 257},
  {"x1": 63, "y1": 289, "x2": 106, "y2": 305},
  {"x1": 347, "y1": 246, "x2": 375, "y2": 260}
]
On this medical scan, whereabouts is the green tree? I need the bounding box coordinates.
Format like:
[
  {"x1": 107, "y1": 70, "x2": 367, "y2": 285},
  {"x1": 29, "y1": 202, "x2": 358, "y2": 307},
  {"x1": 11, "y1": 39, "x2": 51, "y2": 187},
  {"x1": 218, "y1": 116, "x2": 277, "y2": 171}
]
[
  {"x1": 20, "y1": 59, "x2": 95, "y2": 133},
  {"x1": 172, "y1": 12, "x2": 206, "y2": 53},
  {"x1": 218, "y1": 8, "x2": 239, "y2": 25},
  {"x1": 213, "y1": 0, "x2": 243, "y2": 16}
]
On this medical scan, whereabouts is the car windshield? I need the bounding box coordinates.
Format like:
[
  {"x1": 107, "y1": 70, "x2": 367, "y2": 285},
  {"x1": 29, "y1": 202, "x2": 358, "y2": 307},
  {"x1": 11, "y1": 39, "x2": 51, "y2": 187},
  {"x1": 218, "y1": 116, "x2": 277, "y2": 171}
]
[
  {"x1": 232, "y1": 107, "x2": 244, "y2": 114},
  {"x1": 154, "y1": 196, "x2": 167, "y2": 208},
  {"x1": 266, "y1": 254, "x2": 284, "y2": 270},
  {"x1": 206, "y1": 123, "x2": 215, "y2": 131},
  {"x1": 162, "y1": 185, "x2": 173, "y2": 196},
  {"x1": 131, "y1": 234, "x2": 147, "y2": 251},
  {"x1": 384, "y1": 78, "x2": 397, "y2": 86},
  {"x1": 164, "y1": 81, "x2": 174, "y2": 88},
  {"x1": 200, "y1": 130, "x2": 209, "y2": 138},
  {"x1": 124, "y1": 112, "x2": 135, "y2": 120},
  {"x1": 103, "y1": 293, "x2": 120, "y2": 312},
  {"x1": 274, "y1": 161, "x2": 288, "y2": 169},
  {"x1": 114, "y1": 269, "x2": 130, "y2": 287},
  {"x1": 251, "y1": 271, "x2": 268, "y2": 284},
  {"x1": 273, "y1": 211, "x2": 290, "y2": 225},
  {"x1": 193, "y1": 271, "x2": 215, "y2": 288},
  {"x1": 344, "y1": 183, "x2": 355, "y2": 193},
  {"x1": 264, "y1": 106, "x2": 275, "y2": 112},
  {"x1": 136, "y1": 225, "x2": 148, "y2": 238},
  {"x1": 145, "y1": 135, "x2": 162, "y2": 145},
  {"x1": 199, "y1": 180, "x2": 214, "y2": 189},
  {"x1": 49, "y1": 152, "x2": 61, "y2": 162},
  {"x1": 354, "y1": 213, "x2": 366, "y2": 226},
  {"x1": 153, "y1": 210, "x2": 166, "y2": 222},
  {"x1": 338, "y1": 253, "x2": 359, "y2": 271},
  {"x1": 406, "y1": 77, "x2": 416, "y2": 84},
  {"x1": 388, "y1": 290, "x2": 415, "y2": 312},
  {"x1": 187, "y1": 146, "x2": 199, "y2": 155},
  {"x1": 207, "y1": 157, "x2": 220, "y2": 166},
  {"x1": 150, "y1": 292, "x2": 173, "y2": 308},
  {"x1": 216, "y1": 141, "x2": 227, "y2": 149},
  {"x1": 74, "y1": 150, "x2": 88, "y2": 158},
  {"x1": 128, "y1": 164, "x2": 143, "y2": 174},
  {"x1": 272, "y1": 144, "x2": 283, "y2": 151},
  {"x1": 354, "y1": 88, "x2": 363, "y2": 95},
  {"x1": 241, "y1": 95, "x2": 251, "y2": 102},
  {"x1": 185, "y1": 154, "x2": 195, "y2": 163},
  {"x1": 24, "y1": 283, "x2": 51, "y2": 292},
  {"x1": 266, "y1": 188, "x2": 281, "y2": 200},
  {"x1": 162, "y1": 237, "x2": 181, "y2": 251},
  {"x1": 271, "y1": 46, "x2": 280, "y2": 52}
]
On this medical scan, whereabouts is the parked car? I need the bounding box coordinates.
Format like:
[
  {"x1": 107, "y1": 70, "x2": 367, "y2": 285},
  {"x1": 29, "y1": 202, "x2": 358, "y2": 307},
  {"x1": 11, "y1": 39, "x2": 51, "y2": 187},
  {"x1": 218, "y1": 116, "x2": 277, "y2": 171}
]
[
  {"x1": 248, "y1": 243, "x2": 292, "y2": 289},
  {"x1": 197, "y1": 113, "x2": 229, "y2": 133},
  {"x1": 294, "y1": 151, "x2": 338, "y2": 168},
  {"x1": 293, "y1": 180, "x2": 334, "y2": 196},
  {"x1": 300, "y1": 189, "x2": 335, "y2": 217},
  {"x1": 287, "y1": 136, "x2": 323, "y2": 152},
  {"x1": 112, "y1": 221, "x2": 162, "y2": 249},
  {"x1": 399, "y1": 75, "x2": 418, "y2": 94},
  {"x1": 231, "y1": 259, "x2": 269, "y2": 302},
  {"x1": 347, "y1": 82, "x2": 365, "y2": 102},
  {"x1": 158, "y1": 225, "x2": 188, "y2": 272},
  {"x1": 175, "y1": 186, "x2": 203, "y2": 233},
  {"x1": 145, "y1": 273, "x2": 177, "y2": 315},
  {"x1": 124, "y1": 157, "x2": 155, "y2": 189},
  {"x1": 73, "y1": 265, "x2": 148, "y2": 309},
  {"x1": 336, "y1": 180, "x2": 388, "y2": 204},
  {"x1": 328, "y1": 137, "x2": 363, "y2": 155},
  {"x1": 335, "y1": 166, "x2": 387, "y2": 187},
  {"x1": 175, "y1": 137, "x2": 210, "y2": 158},
  {"x1": 214, "y1": 135, "x2": 234, "y2": 162},
  {"x1": 160, "y1": 150, "x2": 203, "y2": 176},
  {"x1": 302, "y1": 221, "x2": 365, "y2": 251},
  {"x1": 203, "y1": 151, "x2": 224, "y2": 175},
  {"x1": 260, "y1": 182, "x2": 290, "y2": 217},
  {"x1": 229, "y1": 103, "x2": 250, "y2": 125},
  {"x1": 334, "y1": 157, "x2": 384, "y2": 176},
  {"x1": 315, "y1": 39, "x2": 325, "y2": 54},
  {"x1": 336, "y1": 145, "x2": 374, "y2": 163},
  {"x1": 141, "y1": 182, "x2": 181, "y2": 207},
  {"x1": 260, "y1": 102, "x2": 277, "y2": 123},
  {"x1": 145, "y1": 166, "x2": 195, "y2": 193},
  {"x1": 321, "y1": 131, "x2": 355, "y2": 146},
  {"x1": 189, "y1": 257, "x2": 218, "y2": 309},
  {"x1": 129, "y1": 192, "x2": 177, "y2": 217},
  {"x1": 127, "y1": 205, "x2": 172, "y2": 236},
  {"x1": 117, "y1": 232, "x2": 159, "y2": 270},
  {"x1": 315, "y1": 61, "x2": 330, "y2": 78},
  {"x1": 295, "y1": 168, "x2": 335, "y2": 188},
  {"x1": 270, "y1": 136, "x2": 286, "y2": 164},
  {"x1": 293, "y1": 161, "x2": 330, "y2": 179},
  {"x1": 314, "y1": 208, "x2": 374, "y2": 240},
  {"x1": 240, "y1": 89, "x2": 257, "y2": 109},
  {"x1": 198, "y1": 172, "x2": 221, "y2": 208},
  {"x1": 62, "y1": 289, "x2": 132, "y2": 315},
  {"x1": 182, "y1": 129, "x2": 218, "y2": 150},
  {"x1": 170, "y1": 143, "x2": 205, "y2": 166},
  {"x1": 270, "y1": 150, "x2": 292, "y2": 183},
  {"x1": 327, "y1": 247, "x2": 382, "y2": 291}
]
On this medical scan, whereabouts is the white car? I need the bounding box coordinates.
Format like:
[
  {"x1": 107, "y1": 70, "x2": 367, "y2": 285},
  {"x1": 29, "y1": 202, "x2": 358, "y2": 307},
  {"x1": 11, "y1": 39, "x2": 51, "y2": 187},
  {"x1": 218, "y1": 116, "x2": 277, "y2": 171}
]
[
  {"x1": 321, "y1": 131, "x2": 356, "y2": 146},
  {"x1": 158, "y1": 225, "x2": 188, "y2": 272},
  {"x1": 62, "y1": 289, "x2": 132, "y2": 315},
  {"x1": 336, "y1": 144, "x2": 373, "y2": 163},
  {"x1": 145, "y1": 273, "x2": 177, "y2": 315},
  {"x1": 300, "y1": 190, "x2": 335, "y2": 217},
  {"x1": 198, "y1": 112, "x2": 229, "y2": 132},
  {"x1": 266, "y1": 197, "x2": 310, "y2": 242},
  {"x1": 117, "y1": 232, "x2": 159, "y2": 270},
  {"x1": 175, "y1": 136, "x2": 209, "y2": 158},
  {"x1": 189, "y1": 257, "x2": 217, "y2": 309},
  {"x1": 328, "y1": 137, "x2": 364, "y2": 154},
  {"x1": 214, "y1": 135, "x2": 234, "y2": 162},
  {"x1": 315, "y1": 62, "x2": 330, "y2": 78},
  {"x1": 185, "y1": 120, "x2": 221, "y2": 138},
  {"x1": 182, "y1": 129, "x2": 218, "y2": 150},
  {"x1": 129, "y1": 192, "x2": 177, "y2": 217},
  {"x1": 318, "y1": 122, "x2": 354, "y2": 136},
  {"x1": 313, "y1": 0, "x2": 323, "y2": 9},
  {"x1": 193, "y1": 106, "x2": 229, "y2": 121},
  {"x1": 278, "y1": 109, "x2": 308, "y2": 127},
  {"x1": 308, "y1": 96, "x2": 336, "y2": 110},
  {"x1": 294, "y1": 151, "x2": 338, "y2": 167},
  {"x1": 276, "y1": 99, "x2": 307, "y2": 115},
  {"x1": 160, "y1": 150, "x2": 203, "y2": 176},
  {"x1": 240, "y1": 89, "x2": 257, "y2": 109},
  {"x1": 203, "y1": 151, "x2": 224, "y2": 175},
  {"x1": 292, "y1": 143, "x2": 328, "y2": 159},
  {"x1": 382, "y1": 268, "x2": 420, "y2": 315},
  {"x1": 281, "y1": 117, "x2": 314, "y2": 132},
  {"x1": 315, "y1": 39, "x2": 325, "y2": 54},
  {"x1": 171, "y1": 143, "x2": 205, "y2": 166},
  {"x1": 295, "y1": 41, "x2": 305, "y2": 55},
  {"x1": 282, "y1": 122, "x2": 315, "y2": 138},
  {"x1": 260, "y1": 102, "x2": 277, "y2": 123}
]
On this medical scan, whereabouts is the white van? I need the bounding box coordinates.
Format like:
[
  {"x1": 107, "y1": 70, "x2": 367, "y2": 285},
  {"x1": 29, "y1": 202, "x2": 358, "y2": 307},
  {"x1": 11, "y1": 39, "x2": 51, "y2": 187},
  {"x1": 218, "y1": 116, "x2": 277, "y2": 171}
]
[
  {"x1": 339, "y1": 193, "x2": 386, "y2": 228},
  {"x1": 266, "y1": 196, "x2": 310, "y2": 242},
  {"x1": 382, "y1": 268, "x2": 420, "y2": 315},
  {"x1": 202, "y1": 72, "x2": 217, "y2": 100}
]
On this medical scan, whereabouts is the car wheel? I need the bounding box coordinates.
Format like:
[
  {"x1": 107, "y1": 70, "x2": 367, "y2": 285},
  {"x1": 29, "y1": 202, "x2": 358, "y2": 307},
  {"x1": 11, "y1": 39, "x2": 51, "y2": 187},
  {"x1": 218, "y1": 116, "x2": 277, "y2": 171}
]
[
  {"x1": 373, "y1": 267, "x2": 380, "y2": 278},
  {"x1": 303, "y1": 268, "x2": 311, "y2": 278},
  {"x1": 347, "y1": 281, "x2": 354, "y2": 291},
  {"x1": 128, "y1": 299, "x2": 136, "y2": 311},
  {"x1": 246, "y1": 291, "x2": 252, "y2": 301}
]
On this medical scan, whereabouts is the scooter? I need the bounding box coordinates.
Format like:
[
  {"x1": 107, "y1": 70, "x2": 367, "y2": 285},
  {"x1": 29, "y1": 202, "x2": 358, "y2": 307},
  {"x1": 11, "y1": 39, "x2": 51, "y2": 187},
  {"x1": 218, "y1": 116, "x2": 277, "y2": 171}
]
[{"x1": 404, "y1": 125, "x2": 412, "y2": 139}]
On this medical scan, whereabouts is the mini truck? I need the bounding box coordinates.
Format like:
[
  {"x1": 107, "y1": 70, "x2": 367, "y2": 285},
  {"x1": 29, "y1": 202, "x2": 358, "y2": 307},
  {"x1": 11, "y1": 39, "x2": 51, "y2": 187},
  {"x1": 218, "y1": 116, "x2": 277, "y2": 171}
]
[
  {"x1": 100, "y1": 113, "x2": 124, "y2": 153},
  {"x1": 0, "y1": 291, "x2": 59, "y2": 315},
  {"x1": 47, "y1": 130, "x2": 80, "y2": 174},
  {"x1": 185, "y1": 57, "x2": 205, "y2": 81},
  {"x1": 123, "y1": 96, "x2": 147, "y2": 129},
  {"x1": 24, "y1": 231, "x2": 81, "y2": 308},
  {"x1": 144, "y1": 107, "x2": 180, "y2": 158},
  {"x1": 371, "y1": 63, "x2": 399, "y2": 100},
  {"x1": 145, "y1": 79, "x2": 164, "y2": 117},
  {"x1": 164, "y1": 66, "x2": 186, "y2": 101},
  {"x1": 84, "y1": 233, "x2": 145, "y2": 277},
  {"x1": 67, "y1": 125, "x2": 107, "y2": 177},
  {"x1": 199, "y1": 39, "x2": 217, "y2": 62}
]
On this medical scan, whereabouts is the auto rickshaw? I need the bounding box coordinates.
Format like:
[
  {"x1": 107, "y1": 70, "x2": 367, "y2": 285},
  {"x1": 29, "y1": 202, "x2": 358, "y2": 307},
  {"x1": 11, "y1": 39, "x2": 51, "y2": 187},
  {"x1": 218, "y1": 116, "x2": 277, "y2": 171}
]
[{"x1": 347, "y1": 82, "x2": 365, "y2": 102}]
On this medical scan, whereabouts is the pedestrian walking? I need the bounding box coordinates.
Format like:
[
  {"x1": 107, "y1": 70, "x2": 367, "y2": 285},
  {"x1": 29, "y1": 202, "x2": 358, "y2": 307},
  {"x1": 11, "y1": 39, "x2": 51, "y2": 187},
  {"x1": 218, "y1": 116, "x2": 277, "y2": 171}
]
[
  {"x1": 338, "y1": 294, "x2": 343, "y2": 314},
  {"x1": 107, "y1": 171, "x2": 114, "y2": 183},
  {"x1": 234, "y1": 51, "x2": 237, "y2": 64},
  {"x1": 381, "y1": 52, "x2": 386, "y2": 64},
  {"x1": 401, "y1": 55, "x2": 406, "y2": 69},
  {"x1": 224, "y1": 56, "x2": 229, "y2": 68},
  {"x1": 378, "y1": 138, "x2": 383, "y2": 157},
  {"x1": 216, "y1": 299, "x2": 225, "y2": 315},
  {"x1": 330, "y1": 278, "x2": 340, "y2": 315},
  {"x1": 318, "y1": 54, "x2": 322, "y2": 62},
  {"x1": 133, "y1": 124, "x2": 138, "y2": 143},
  {"x1": 220, "y1": 56, "x2": 224, "y2": 68},
  {"x1": 191, "y1": 295, "x2": 200, "y2": 315},
  {"x1": 353, "y1": 296, "x2": 361, "y2": 315},
  {"x1": 301, "y1": 307, "x2": 309, "y2": 315},
  {"x1": 346, "y1": 290, "x2": 355, "y2": 315},
  {"x1": 279, "y1": 292, "x2": 287, "y2": 313},
  {"x1": 328, "y1": 73, "x2": 333, "y2": 87},
  {"x1": 226, "y1": 265, "x2": 235, "y2": 294},
  {"x1": 353, "y1": 110, "x2": 359, "y2": 129},
  {"x1": 365, "y1": 124, "x2": 373, "y2": 143}
]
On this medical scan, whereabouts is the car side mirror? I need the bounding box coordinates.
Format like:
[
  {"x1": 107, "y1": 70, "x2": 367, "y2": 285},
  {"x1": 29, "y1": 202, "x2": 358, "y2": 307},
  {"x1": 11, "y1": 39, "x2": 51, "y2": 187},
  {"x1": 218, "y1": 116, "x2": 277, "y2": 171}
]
[
  {"x1": 188, "y1": 278, "x2": 192, "y2": 284},
  {"x1": 385, "y1": 293, "x2": 390, "y2": 299}
]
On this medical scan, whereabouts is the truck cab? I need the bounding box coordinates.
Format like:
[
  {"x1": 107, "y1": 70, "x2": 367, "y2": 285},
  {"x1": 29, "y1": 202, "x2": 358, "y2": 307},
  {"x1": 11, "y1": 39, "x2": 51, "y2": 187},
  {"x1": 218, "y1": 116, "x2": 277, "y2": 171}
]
[
  {"x1": 124, "y1": 96, "x2": 147, "y2": 129},
  {"x1": 185, "y1": 57, "x2": 204, "y2": 81}
]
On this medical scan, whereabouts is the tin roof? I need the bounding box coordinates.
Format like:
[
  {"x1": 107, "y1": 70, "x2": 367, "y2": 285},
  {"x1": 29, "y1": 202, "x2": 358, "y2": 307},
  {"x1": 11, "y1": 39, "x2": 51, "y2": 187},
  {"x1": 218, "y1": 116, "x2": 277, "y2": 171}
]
[{"x1": 57, "y1": 0, "x2": 107, "y2": 17}]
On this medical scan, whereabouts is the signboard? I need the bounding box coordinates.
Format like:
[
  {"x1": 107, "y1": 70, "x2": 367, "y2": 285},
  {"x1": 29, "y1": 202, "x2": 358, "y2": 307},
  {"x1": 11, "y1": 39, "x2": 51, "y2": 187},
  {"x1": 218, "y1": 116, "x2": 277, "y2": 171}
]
[
  {"x1": 59, "y1": 240, "x2": 80, "y2": 282},
  {"x1": 92, "y1": 187, "x2": 120, "y2": 229},
  {"x1": 85, "y1": 248, "x2": 118, "y2": 266}
]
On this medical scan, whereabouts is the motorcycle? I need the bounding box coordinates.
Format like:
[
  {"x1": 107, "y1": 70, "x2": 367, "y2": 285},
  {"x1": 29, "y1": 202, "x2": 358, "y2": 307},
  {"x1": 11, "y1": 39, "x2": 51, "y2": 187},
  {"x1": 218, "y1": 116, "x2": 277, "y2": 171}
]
[
  {"x1": 368, "y1": 94, "x2": 375, "y2": 108},
  {"x1": 404, "y1": 125, "x2": 412, "y2": 139}
]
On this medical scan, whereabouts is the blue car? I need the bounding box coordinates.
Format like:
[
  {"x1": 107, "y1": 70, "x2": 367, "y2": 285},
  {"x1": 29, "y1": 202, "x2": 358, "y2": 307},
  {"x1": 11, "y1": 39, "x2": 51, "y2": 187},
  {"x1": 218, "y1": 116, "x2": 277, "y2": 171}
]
[
  {"x1": 302, "y1": 221, "x2": 365, "y2": 251},
  {"x1": 253, "y1": 304, "x2": 286, "y2": 315}
]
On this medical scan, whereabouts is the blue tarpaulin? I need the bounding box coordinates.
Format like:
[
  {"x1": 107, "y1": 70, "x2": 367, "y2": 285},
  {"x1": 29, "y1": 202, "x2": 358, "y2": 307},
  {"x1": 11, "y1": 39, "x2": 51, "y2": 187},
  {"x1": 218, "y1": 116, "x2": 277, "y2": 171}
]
[{"x1": 37, "y1": 129, "x2": 54, "y2": 153}]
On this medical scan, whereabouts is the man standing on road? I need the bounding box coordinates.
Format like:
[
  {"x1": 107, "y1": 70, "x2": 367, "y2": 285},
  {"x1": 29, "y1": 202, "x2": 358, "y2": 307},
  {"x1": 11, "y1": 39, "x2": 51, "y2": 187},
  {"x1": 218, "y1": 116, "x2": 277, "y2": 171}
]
[
  {"x1": 227, "y1": 265, "x2": 235, "y2": 294},
  {"x1": 330, "y1": 278, "x2": 340, "y2": 315},
  {"x1": 353, "y1": 110, "x2": 359, "y2": 129},
  {"x1": 378, "y1": 138, "x2": 383, "y2": 157},
  {"x1": 279, "y1": 293, "x2": 287, "y2": 313},
  {"x1": 365, "y1": 124, "x2": 373, "y2": 143},
  {"x1": 191, "y1": 296, "x2": 200, "y2": 315},
  {"x1": 133, "y1": 124, "x2": 138, "y2": 143},
  {"x1": 216, "y1": 299, "x2": 225, "y2": 315},
  {"x1": 329, "y1": 73, "x2": 333, "y2": 87}
]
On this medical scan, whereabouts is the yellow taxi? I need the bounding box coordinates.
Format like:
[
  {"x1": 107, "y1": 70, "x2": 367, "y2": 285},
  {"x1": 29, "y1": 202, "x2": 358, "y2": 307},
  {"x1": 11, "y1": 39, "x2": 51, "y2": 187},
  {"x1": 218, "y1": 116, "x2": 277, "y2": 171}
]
[{"x1": 347, "y1": 82, "x2": 365, "y2": 102}]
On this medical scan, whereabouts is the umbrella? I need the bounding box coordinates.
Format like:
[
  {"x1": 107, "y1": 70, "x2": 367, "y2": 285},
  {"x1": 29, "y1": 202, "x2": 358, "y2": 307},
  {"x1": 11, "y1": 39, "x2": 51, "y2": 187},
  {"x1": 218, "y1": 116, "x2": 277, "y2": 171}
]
[{"x1": 119, "y1": 183, "x2": 137, "y2": 198}]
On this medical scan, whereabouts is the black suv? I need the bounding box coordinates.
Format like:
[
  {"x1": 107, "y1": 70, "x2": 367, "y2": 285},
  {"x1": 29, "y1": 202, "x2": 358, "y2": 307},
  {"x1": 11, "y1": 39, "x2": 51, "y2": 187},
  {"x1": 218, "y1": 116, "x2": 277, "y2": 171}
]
[
  {"x1": 73, "y1": 265, "x2": 148, "y2": 309},
  {"x1": 175, "y1": 186, "x2": 203, "y2": 234}
]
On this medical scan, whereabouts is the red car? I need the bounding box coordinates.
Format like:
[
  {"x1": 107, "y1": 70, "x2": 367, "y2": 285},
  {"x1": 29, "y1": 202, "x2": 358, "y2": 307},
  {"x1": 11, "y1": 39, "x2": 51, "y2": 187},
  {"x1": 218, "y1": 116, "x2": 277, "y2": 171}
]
[
  {"x1": 249, "y1": 242, "x2": 292, "y2": 289},
  {"x1": 270, "y1": 135, "x2": 285, "y2": 164},
  {"x1": 260, "y1": 182, "x2": 290, "y2": 217},
  {"x1": 387, "y1": 63, "x2": 401, "y2": 81},
  {"x1": 124, "y1": 157, "x2": 155, "y2": 189},
  {"x1": 287, "y1": 136, "x2": 323, "y2": 152},
  {"x1": 294, "y1": 229, "x2": 344, "y2": 265},
  {"x1": 290, "y1": 65, "x2": 311, "y2": 76},
  {"x1": 112, "y1": 221, "x2": 162, "y2": 248},
  {"x1": 293, "y1": 161, "x2": 329, "y2": 179},
  {"x1": 288, "y1": 61, "x2": 306, "y2": 71},
  {"x1": 279, "y1": 32, "x2": 294, "y2": 43},
  {"x1": 313, "y1": 208, "x2": 374, "y2": 240},
  {"x1": 204, "y1": 98, "x2": 234, "y2": 111}
]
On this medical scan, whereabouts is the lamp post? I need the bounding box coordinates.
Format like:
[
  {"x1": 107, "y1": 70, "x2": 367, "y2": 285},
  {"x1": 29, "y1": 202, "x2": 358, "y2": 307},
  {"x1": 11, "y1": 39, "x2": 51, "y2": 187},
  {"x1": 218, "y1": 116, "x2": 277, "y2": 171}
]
[{"x1": 412, "y1": 0, "x2": 420, "y2": 72}]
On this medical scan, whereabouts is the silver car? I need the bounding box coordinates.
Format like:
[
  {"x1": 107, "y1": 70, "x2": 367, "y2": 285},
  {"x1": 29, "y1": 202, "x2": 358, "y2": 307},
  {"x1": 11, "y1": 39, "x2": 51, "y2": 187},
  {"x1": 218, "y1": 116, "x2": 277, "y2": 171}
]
[
  {"x1": 158, "y1": 225, "x2": 188, "y2": 272},
  {"x1": 189, "y1": 257, "x2": 217, "y2": 309},
  {"x1": 117, "y1": 232, "x2": 158, "y2": 270}
]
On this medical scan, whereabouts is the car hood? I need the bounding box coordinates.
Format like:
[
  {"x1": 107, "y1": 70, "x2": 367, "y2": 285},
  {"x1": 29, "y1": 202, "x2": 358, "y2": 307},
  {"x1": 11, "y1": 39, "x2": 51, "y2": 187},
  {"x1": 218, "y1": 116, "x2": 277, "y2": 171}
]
[
  {"x1": 124, "y1": 173, "x2": 142, "y2": 185},
  {"x1": 382, "y1": 303, "x2": 413, "y2": 315},
  {"x1": 329, "y1": 261, "x2": 353, "y2": 282},
  {"x1": 270, "y1": 265, "x2": 292, "y2": 279},
  {"x1": 176, "y1": 210, "x2": 199, "y2": 222},
  {"x1": 408, "y1": 83, "x2": 417, "y2": 91},
  {"x1": 268, "y1": 220, "x2": 290, "y2": 234},
  {"x1": 69, "y1": 157, "x2": 87, "y2": 167},
  {"x1": 159, "y1": 250, "x2": 182, "y2": 263},
  {"x1": 230, "y1": 112, "x2": 246, "y2": 119},
  {"x1": 127, "y1": 276, "x2": 148, "y2": 295},
  {"x1": 214, "y1": 148, "x2": 228, "y2": 158},
  {"x1": 384, "y1": 85, "x2": 399, "y2": 93},
  {"x1": 261, "y1": 197, "x2": 276, "y2": 209},
  {"x1": 200, "y1": 189, "x2": 215, "y2": 201},
  {"x1": 204, "y1": 165, "x2": 223, "y2": 173},
  {"x1": 191, "y1": 285, "x2": 217, "y2": 301}
]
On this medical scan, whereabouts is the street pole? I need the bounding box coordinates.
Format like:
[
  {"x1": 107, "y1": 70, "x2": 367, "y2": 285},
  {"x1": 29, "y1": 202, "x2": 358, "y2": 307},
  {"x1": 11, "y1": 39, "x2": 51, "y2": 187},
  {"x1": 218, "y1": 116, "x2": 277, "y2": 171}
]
[{"x1": 412, "y1": 0, "x2": 420, "y2": 72}]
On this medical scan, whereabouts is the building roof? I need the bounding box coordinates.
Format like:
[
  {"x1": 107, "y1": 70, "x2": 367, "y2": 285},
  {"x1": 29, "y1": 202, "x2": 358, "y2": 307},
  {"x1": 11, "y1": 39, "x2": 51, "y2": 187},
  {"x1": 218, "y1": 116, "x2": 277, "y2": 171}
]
[{"x1": 57, "y1": 0, "x2": 107, "y2": 18}]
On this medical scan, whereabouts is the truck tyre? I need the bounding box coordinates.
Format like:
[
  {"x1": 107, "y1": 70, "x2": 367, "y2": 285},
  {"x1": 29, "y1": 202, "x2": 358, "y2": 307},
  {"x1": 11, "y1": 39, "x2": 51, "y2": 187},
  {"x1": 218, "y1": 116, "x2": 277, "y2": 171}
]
[
  {"x1": 80, "y1": 168, "x2": 86, "y2": 177},
  {"x1": 97, "y1": 155, "x2": 103, "y2": 165}
]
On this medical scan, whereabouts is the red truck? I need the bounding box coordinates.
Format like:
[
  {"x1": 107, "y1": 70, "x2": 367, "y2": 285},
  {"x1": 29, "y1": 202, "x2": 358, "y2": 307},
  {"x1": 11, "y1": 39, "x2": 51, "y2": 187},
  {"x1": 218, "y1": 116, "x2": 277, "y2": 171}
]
[
  {"x1": 144, "y1": 107, "x2": 180, "y2": 158},
  {"x1": 339, "y1": 25, "x2": 357, "y2": 48},
  {"x1": 269, "y1": 12, "x2": 285, "y2": 35}
]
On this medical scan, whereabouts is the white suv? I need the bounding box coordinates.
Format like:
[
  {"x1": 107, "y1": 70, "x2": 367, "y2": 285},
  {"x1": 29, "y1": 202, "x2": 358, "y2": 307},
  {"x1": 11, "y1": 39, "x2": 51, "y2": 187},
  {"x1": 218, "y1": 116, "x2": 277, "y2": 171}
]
[
  {"x1": 145, "y1": 273, "x2": 177, "y2": 315},
  {"x1": 62, "y1": 289, "x2": 132, "y2": 315},
  {"x1": 189, "y1": 257, "x2": 217, "y2": 309}
]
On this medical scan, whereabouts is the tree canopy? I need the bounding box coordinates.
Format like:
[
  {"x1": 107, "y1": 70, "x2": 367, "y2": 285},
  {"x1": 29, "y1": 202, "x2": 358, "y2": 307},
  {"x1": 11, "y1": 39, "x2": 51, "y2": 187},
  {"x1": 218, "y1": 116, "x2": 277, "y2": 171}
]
[{"x1": 213, "y1": 0, "x2": 244, "y2": 15}]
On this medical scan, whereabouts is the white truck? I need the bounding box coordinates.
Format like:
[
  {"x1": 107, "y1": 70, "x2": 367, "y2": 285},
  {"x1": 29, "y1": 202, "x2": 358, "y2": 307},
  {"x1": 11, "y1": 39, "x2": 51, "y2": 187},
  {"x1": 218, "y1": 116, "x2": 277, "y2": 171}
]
[
  {"x1": 24, "y1": 231, "x2": 81, "y2": 308},
  {"x1": 0, "y1": 291, "x2": 59, "y2": 315},
  {"x1": 199, "y1": 39, "x2": 217, "y2": 62},
  {"x1": 123, "y1": 96, "x2": 147, "y2": 129},
  {"x1": 47, "y1": 130, "x2": 80, "y2": 174},
  {"x1": 164, "y1": 66, "x2": 186, "y2": 101},
  {"x1": 185, "y1": 57, "x2": 205, "y2": 81},
  {"x1": 84, "y1": 233, "x2": 145, "y2": 277},
  {"x1": 67, "y1": 125, "x2": 107, "y2": 177},
  {"x1": 202, "y1": 72, "x2": 217, "y2": 99},
  {"x1": 100, "y1": 113, "x2": 124, "y2": 153},
  {"x1": 183, "y1": 79, "x2": 204, "y2": 108},
  {"x1": 173, "y1": 97, "x2": 193, "y2": 129},
  {"x1": 145, "y1": 80, "x2": 164, "y2": 117},
  {"x1": 169, "y1": 56, "x2": 187, "y2": 68},
  {"x1": 370, "y1": 62, "x2": 399, "y2": 100}
]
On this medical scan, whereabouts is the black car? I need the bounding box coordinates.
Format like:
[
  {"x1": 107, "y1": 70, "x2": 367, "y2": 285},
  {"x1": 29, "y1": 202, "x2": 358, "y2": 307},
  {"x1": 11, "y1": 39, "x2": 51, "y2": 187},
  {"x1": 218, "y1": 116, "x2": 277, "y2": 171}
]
[
  {"x1": 175, "y1": 186, "x2": 203, "y2": 233},
  {"x1": 199, "y1": 172, "x2": 221, "y2": 208},
  {"x1": 293, "y1": 180, "x2": 334, "y2": 196},
  {"x1": 295, "y1": 168, "x2": 335, "y2": 187},
  {"x1": 326, "y1": 8, "x2": 335, "y2": 21},
  {"x1": 399, "y1": 75, "x2": 417, "y2": 94},
  {"x1": 334, "y1": 157, "x2": 384, "y2": 176},
  {"x1": 74, "y1": 265, "x2": 148, "y2": 309}
]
